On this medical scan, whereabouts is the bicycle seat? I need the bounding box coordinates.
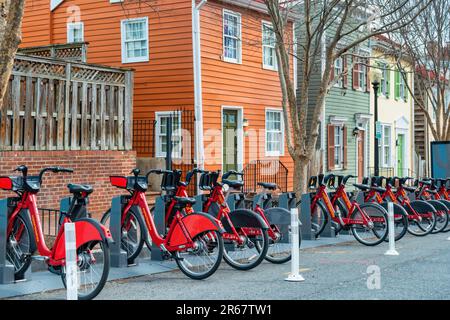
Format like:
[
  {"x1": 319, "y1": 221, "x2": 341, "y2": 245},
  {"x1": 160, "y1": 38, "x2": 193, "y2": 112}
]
[
  {"x1": 403, "y1": 186, "x2": 416, "y2": 193},
  {"x1": 420, "y1": 180, "x2": 432, "y2": 186},
  {"x1": 353, "y1": 183, "x2": 370, "y2": 191},
  {"x1": 222, "y1": 179, "x2": 244, "y2": 189},
  {"x1": 257, "y1": 182, "x2": 277, "y2": 190},
  {"x1": 370, "y1": 186, "x2": 386, "y2": 193},
  {"x1": 173, "y1": 196, "x2": 196, "y2": 207},
  {"x1": 67, "y1": 184, "x2": 93, "y2": 195}
]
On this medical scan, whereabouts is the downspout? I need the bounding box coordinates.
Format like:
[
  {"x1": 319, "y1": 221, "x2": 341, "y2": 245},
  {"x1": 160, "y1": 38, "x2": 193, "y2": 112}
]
[{"x1": 192, "y1": 0, "x2": 207, "y2": 191}]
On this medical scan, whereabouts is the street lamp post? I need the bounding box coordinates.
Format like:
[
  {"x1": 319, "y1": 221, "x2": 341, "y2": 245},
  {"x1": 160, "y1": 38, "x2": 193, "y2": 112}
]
[{"x1": 370, "y1": 68, "x2": 382, "y2": 177}]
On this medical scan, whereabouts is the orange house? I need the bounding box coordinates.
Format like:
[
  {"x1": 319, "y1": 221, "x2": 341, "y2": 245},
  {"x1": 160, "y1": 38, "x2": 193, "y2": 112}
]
[{"x1": 21, "y1": 0, "x2": 296, "y2": 191}]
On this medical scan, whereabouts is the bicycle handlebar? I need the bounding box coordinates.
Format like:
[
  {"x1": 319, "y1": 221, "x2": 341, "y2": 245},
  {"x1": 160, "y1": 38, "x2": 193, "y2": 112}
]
[
  {"x1": 185, "y1": 168, "x2": 208, "y2": 185},
  {"x1": 38, "y1": 166, "x2": 74, "y2": 182}
]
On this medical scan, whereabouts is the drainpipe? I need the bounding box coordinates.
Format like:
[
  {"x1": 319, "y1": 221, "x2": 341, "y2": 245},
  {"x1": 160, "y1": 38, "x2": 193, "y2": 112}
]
[{"x1": 192, "y1": 0, "x2": 206, "y2": 192}]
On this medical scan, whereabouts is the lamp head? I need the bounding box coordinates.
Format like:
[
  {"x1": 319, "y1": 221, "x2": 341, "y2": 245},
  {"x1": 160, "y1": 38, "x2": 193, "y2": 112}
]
[{"x1": 370, "y1": 68, "x2": 382, "y2": 85}]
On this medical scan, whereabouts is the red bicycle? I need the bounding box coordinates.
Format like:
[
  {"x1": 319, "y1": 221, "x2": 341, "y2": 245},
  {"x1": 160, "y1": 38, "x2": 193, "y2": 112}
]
[
  {"x1": 361, "y1": 176, "x2": 437, "y2": 236},
  {"x1": 0, "y1": 165, "x2": 111, "y2": 300},
  {"x1": 309, "y1": 174, "x2": 389, "y2": 246},
  {"x1": 101, "y1": 168, "x2": 225, "y2": 280},
  {"x1": 199, "y1": 170, "x2": 269, "y2": 270}
]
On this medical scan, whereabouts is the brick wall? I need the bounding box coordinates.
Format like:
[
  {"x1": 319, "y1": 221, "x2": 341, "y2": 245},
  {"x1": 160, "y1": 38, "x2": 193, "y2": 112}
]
[{"x1": 0, "y1": 150, "x2": 136, "y2": 219}]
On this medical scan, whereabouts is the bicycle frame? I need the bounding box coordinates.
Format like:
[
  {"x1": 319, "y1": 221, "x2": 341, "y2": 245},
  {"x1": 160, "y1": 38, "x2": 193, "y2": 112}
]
[
  {"x1": 311, "y1": 185, "x2": 375, "y2": 226},
  {"x1": 7, "y1": 191, "x2": 108, "y2": 266},
  {"x1": 121, "y1": 188, "x2": 220, "y2": 252}
]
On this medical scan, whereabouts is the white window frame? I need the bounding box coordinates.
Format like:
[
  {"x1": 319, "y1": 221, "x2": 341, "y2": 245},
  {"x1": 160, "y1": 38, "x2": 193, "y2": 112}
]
[
  {"x1": 334, "y1": 57, "x2": 343, "y2": 87},
  {"x1": 223, "y1": 9, "x2": 242, "y2": 64},
  {"x1": 379, "y1": 62, "x2": 389, "y2": 97},
  {"x1": 262, "y1": 21, "x2": 277, "y2": 71},
  {"x1": 155, "y1": 111, "x2": 182, "y2": 159},
  {"x1": 378, "y1": 123, "x2": 392, "y2": 167},
  {"x1": 121, "y1": 17, "x2": 149, "y2": 64},
  {"x1": 265, "y1": 108, "x2": 284, "y2": 157},
  {"x1": 356, "y1": 48, "x2": 369, "y2": 91},
  {"x1": 333, "y1": 124, "x2": 345, "y2": 170},
  {"x1": 67, "y1": 22, "x2": 84, "y2": 43},
  {"x1": 399, "y1": 72, "x2": 407, "y2": 101}
]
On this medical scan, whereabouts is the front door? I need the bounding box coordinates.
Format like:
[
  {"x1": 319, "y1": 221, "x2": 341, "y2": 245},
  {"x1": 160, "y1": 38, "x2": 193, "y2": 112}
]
[
  {"x1": 357, "y1": 131, "x2": 365, "y2": 182},
  {"x1": 397, "y1": 134, "x2": 405, "y2": 176},
  {"x1": 223, "y1": 110, "x2": 238, "y2": 172}
]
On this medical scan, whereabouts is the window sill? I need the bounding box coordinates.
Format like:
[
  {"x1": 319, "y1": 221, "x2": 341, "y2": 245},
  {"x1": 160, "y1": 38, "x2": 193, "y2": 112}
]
[
  {"x1": 222, "y1": 57, "x2": 242, "y2": 65},
  {"x1": 122, "y1": 57, "x2": 149, "y2": 64},
  {"x1": 263, "y1": 65, "x2": 278, "y2": 72},
  {"x1": 265, "y1": 152, "x2": 284, "y2": 157}
]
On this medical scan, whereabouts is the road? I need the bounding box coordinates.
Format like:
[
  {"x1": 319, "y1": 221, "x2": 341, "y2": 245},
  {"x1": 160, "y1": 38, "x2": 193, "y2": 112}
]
[{"x1": 10, "y1": 233, "x2": 450, "y2": 300}]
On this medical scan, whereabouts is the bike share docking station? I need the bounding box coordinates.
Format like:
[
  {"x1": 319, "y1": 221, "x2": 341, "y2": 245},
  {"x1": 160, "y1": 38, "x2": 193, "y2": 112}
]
[{"x1": 0, "y1": 198, "x2": 15, "y2": 284}]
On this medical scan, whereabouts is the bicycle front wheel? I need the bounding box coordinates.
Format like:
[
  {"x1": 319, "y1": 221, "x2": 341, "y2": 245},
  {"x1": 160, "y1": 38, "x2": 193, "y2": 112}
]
[
  {"x1": 61, "y1": 240, "x2": 110, "y2": 300},
  {"x1": 351, "y1": 203, "x2": 388, "y2": 246},
  {"x1": 175, "y1": 230, "x2": 224, "y2": 280},
  {"x1": 101, "y1": 208, "x2": 146, "y2": 264}
]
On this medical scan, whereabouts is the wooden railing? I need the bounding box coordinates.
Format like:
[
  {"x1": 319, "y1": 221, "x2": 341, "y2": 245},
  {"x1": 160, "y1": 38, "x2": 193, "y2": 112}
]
[
  {"x1": 0, "y1": 54, "x2": 133, "y2": 151},
  {"x1": 18, "y1": 42, "x2": 88, "y2": 63}
]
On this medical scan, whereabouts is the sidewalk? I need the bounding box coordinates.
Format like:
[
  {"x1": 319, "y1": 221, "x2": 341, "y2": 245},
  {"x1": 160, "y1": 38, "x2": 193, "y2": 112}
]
[{"x1": 0, "y1": 235, "x2": 355, "y2": 299}]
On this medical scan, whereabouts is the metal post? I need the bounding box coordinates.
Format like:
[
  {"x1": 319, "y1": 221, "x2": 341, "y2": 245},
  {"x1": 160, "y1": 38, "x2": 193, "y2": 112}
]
[
  {"x1": 285, "y1": 208, "x2": 304, "y2": 282},
  {"x1": 373, "y1": 80, "x2": 380, "y2": 177},
  {"x1": 166, "y1": 115, "x2": 173, "y2": 171},
  {"x1": 0, "y1": 199, "x2": 14, "y2": 284},
  {"x1": 384, "y1": 202, "x2": 399, "y2": 256},
  {"x1": 64, "y1": 222, "x2": 78, "y2": 300},
  {"x1": 110, "y1": 196, "x2": 129, "y2": 267},
  {"x1": 299, "y1": 193, "x2": 314, "y2": 240}
]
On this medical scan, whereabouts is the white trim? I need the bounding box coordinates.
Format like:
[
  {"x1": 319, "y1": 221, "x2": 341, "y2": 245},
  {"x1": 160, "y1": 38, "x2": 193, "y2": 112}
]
[
  {"x1": 222, "y1": 9, "x2": 242, "y2": 64},
  {"x1": 379, "y1": 122, "x2": 392, "y2": 168},
  {"x1": 50, "y1": 0, "x2": 64, "y2": 11},
  {"x1": 221, "y1": 106, "x2": 244, "y2": 172},
  {"x1": 155, "y1": 111, "x2": 182, "y2": 159},
  {"x1": 329, "y1": 116, "x2": 348, "y2": 125},
  {"x1": 265, "y1": 107, "x2": 285, "y2": 157},
  {"x1": 261, "y1": 21, "x2": 278, "y2": 71},
  {"x1": 67, "y1": 22, "x2": 84, "y2": 43},
  {"x1": 121, "y1": 17, "x2": 149, "y2": 64},
  {"x1": 192, "y1": 0, "x2": 206, "y2": 175}
]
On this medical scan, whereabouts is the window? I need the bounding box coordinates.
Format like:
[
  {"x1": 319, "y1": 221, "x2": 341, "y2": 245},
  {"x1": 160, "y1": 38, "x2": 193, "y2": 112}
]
[
  {"x1": 155, "y1": 112, "x2": 182, "y2": 158},
  {"x1": 327, "y1": 123, "x2": 347, "y2": 171},
  {"x1": 121, "y1": 17, "x2": 149, "y2": 63},
  {"x1": 379, "y1": 62, "x2": 390, "y2": 97},
  {"x1": 265, "y1": 109, "x2": 284, "y2": 156},
  {"x1": 262, "y1": 22, "x2": 277, "y2": 70},
  {"x1": 223, "y1": 10, "x2": 241, "y2": 63},
  {"x1": 352, "y1": 50, "x2": 369, "y2": 91},
  {"x1": 378, "y1": 124, "x2": 391, "y2": 167},
  {"x1": 67, "y1": 22, "x2": 84, "y2": 43},
  {"x1": 334, "y1": 57, "x2": 343, "y2": 87},
  {"x1": 395, "y1": 70, "x2": 408, "y2": 101},
  {"x1": 358, "y1": 64, "x2": 367, "y2": 90}
]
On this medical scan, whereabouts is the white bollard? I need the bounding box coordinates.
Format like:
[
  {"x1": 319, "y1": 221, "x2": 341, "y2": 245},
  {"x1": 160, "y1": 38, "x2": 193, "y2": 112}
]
[
  {"x1": 447, "y1": 236, "x2": 450, "y2": 241},
  {"x1": 65, "y1": 223, "x2": 78, "y2": 300},
  {"x1": 384, "y1": 202, "x2": 399, "y2": 256},
  {"x1": 285, "y1": 208, "x2": 305, "y2": 282}
]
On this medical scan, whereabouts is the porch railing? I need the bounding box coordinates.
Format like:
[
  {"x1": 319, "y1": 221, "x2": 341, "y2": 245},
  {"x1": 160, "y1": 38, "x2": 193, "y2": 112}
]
[{"x1": 243, "y1": 160, "x2": 288, "y2": 193}]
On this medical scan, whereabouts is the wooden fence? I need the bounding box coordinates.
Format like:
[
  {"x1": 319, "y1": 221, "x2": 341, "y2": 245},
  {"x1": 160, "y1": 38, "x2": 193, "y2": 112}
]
[
  {"x1": 0, "y1": 54, "x2": 133, "y2": 151},
  {"x1": 18, "y1": 42, "x2": 88, "y2": 63}
]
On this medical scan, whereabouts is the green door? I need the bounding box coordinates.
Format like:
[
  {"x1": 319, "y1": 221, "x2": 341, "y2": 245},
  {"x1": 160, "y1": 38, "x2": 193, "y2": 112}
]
[
  {"x1": 397, "y1": 134, "x2": 405, "y2": 176},
  {"x1": 223, "y1": 110, "x2": 238, "y2": 172}
]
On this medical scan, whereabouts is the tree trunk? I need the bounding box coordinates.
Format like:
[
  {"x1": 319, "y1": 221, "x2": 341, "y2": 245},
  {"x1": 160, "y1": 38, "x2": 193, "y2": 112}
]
[
  {"x1": 0, "y1": 0, "x2": 26, "y2": 111},
  {"x1": 293, "y1": 156, "x2": 310, "y2": 198}
]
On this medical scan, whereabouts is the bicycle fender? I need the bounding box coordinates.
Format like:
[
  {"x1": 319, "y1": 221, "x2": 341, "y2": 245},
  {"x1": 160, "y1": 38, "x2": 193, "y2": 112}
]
[
  {"x1": 405, "y1": 200, "x2": 437, "y2": 215},
  {"x1": 427, "y1": 200, "x2": 449, "y2": 213},
  {"x1": 227, "y1": 209, "x2": 269, "y2": 230},
  {"x1": 264, "y1": 207, "x2": 291, "y2": 225},
  {"x1": 168, "y1": 213, "x2": 225, "y2": 247},
  {"x1": 52, "y1": 218, "x2": 113, "y2": 261},
  {"x1": 437, "y1": 199, "x2": 450, "y2": 211}
]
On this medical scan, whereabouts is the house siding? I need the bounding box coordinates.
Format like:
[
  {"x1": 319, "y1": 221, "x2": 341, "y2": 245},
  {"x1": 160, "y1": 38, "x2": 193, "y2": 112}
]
[{"x1": 199, "y1": 1, "x2": 295, "y2": 190}]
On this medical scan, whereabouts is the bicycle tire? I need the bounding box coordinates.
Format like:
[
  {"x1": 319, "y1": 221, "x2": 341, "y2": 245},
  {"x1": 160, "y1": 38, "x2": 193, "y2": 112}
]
[{"x1": 351, "y1": 202, "x2": 388, "y2": 246}]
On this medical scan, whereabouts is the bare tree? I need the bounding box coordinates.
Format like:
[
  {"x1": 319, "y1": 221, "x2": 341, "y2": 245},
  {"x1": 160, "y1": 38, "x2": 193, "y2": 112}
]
[
  {"x1": 263, "y1": 0, "x2": 431, "y2": 195},
  {"x1": 389, "y1": 0, "x2": 450, "y2": 142},
  {"x1": 0, "y1": 0, "x2": 26, "y2": 111}
]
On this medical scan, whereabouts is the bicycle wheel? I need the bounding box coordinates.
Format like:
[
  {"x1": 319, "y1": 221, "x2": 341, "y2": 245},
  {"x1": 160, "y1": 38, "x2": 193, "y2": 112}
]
[
  {"x1": 223, "y1": 227, "x2": 269, "y2": 270},
  {"x1": 309, "y1": 201, "x2": 329, "y2": 238},
  {"x1": 406, "y1": 201, "x2": 437, "y2": 236},
  {"x1": 175, "y1": 230, "x2": 224, "y2": 280},
  {"x1": 6, "y1": 212, "x2": 36, "y2": 277},
  {"x1": 428, "y1": 201, "x2": 449, "y2": 234},
  {"x1": 61, "y1": 240, "x2": 110, "y2": 300},
  {"x1": 378, "y1": 202, "x2": 409, "y2": 242},
  {"x1": 262, "y1": 224, "x2": 293, "y2": 264},
  {"x1": 101, "y1": 208, "x2": 146, "y2": 264},
  {"x1": 350, "y1": 203, "x2": 388, "y2": 246}
]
